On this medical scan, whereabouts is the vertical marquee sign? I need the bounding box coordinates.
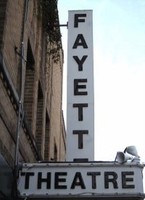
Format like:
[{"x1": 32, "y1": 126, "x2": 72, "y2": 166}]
[{"x1": 67, "y1": 10, "x2": 94, "y2": 161}]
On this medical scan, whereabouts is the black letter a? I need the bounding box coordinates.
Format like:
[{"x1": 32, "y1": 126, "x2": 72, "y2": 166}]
[{"x1": 73, "y1": 34, "x2": 88, "y2": 49}]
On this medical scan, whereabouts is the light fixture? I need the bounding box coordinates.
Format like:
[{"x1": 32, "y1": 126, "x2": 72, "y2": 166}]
[{"x1": 115, "y1": 146, "x2": 140, "y2": 164}]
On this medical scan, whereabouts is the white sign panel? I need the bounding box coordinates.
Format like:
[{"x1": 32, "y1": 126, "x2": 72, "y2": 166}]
[
  {"x1": 18, "y1": 163, "x2": 144, "y2": 198},
  {"x1": 67, "y1": 10, "x2": 94, "y2": 161}
]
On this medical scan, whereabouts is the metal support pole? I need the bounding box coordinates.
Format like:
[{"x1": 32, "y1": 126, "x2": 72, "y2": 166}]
[
  {"x1": 14, "y1": 100, "x2": 22, "y2": 170},
  {"x1": 14, "y1": 41, "x2": 25, "y2": 169},
  {"x1": 13, "y1": 42, "x2": 25, "y2": 200}
]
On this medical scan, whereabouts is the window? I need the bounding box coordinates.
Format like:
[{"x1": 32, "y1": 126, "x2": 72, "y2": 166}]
[
  {"x1": 24, "y1": 40, "x2": 35, "y2": 130},
  {"x1": 54, "y1": 142, "x2": 57, "y2": 161},
  {"x1": 44, "y1": 112, "x2": 50, "y2": 160},
  {"x1": 36, "y1": 82, "x2": 43, "y2": 156}
]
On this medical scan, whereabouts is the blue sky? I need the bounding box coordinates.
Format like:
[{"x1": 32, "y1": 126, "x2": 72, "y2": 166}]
[{"x1": 58, "y1": 0, "x2": 145, "y2": 164}]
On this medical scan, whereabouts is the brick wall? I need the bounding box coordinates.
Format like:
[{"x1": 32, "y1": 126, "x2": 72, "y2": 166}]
[
  {"x1": 0, "y1": 0, "x2": 7, "y2": 49},
  {"x1": 0, "y1": 0, "x2": 66, "y2": 169}
]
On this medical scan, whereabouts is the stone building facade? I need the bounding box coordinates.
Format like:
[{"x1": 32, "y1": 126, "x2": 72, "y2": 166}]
[{"x1": 0, "y1": 0, "x2": 66, "y2": 199}]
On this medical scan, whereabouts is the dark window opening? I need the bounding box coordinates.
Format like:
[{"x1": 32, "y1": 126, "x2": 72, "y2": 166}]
[
  {"x1": 36, "y1": 82, "x2": 43, "y2": 157},
  {"x1": 44, "y1": 112, "x2": 50, "y2": 160},
  {"x1": 24, "y1": 40, "x2": 35, "y2": 130}
]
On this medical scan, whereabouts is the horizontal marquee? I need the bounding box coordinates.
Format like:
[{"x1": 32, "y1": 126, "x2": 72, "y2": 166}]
[{"x1": 18, "y1": 162, "x2": 144, "y2": 197}]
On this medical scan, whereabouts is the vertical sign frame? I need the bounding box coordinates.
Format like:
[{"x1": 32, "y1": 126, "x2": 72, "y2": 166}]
[{"x1": 67, "y1": 10, "x2": 94, "y2": 161}]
